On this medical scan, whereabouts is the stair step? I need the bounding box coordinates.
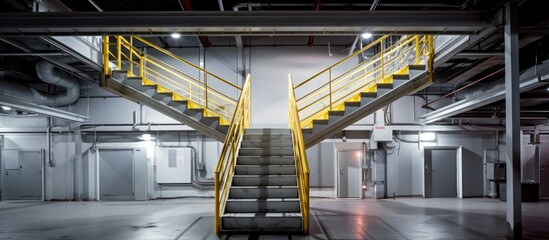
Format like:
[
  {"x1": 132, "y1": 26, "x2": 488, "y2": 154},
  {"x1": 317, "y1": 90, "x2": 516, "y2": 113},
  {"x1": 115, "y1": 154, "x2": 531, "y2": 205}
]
[
  {"x1": 226, "y1": 198, "x2": 300, "y2": 213},
  {"x1": 151, "y1": 92, "x2": 173, "y2": 104},
  {"x1": 377, "y1": 83, "x2": 393, "y2": 89},
  {"x1": 221, "y1": 213, "x2": 303, "y2": 232},
  {"x1": 241, "y1": 140, "x2": 293, "y2": 148},
  {"x1": 167, "y1": 100, "x2": 189, "y2": 112},
  {"x1": 235, "y1": 165, "x2": 296, "y2": 175},
  {"x1": 200, "y1": 116, "x2": 221, "y2": 128},
  {"x1": 232, "y1": 175, "x2": 297, "y2": 186},
  {"x1": 110, "y1": 70, "x2": 128, "y2": 80},
  {"x1": 229, "y1": 186, "x2": 298, "y2": 199},
  {"x1": 243, "y1": 134, "x2": 292, "y2": 141},
  {"x1": 245, "y1": 128, "x2": 291, "y2": 135},
  {"x1": 408, "y1": 64, "x2": 427, "y2": 78},
  {"x1": 237, "y1": 156, "x2": 295, "y2": 165},
  {"x1": 239, "y1": 148, "x2": 294, "y2": 156}
]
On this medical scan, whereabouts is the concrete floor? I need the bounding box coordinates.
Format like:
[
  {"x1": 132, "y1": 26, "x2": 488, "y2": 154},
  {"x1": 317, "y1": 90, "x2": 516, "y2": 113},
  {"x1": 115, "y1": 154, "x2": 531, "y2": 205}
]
[{"x1": 0, "y1": 198, "x2": 548, "y2": 240}]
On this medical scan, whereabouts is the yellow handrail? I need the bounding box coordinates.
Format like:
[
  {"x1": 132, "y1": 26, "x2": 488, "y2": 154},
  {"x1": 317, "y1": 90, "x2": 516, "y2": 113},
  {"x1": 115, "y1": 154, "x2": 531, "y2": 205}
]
[
  {"x1": 214, "y1": 74, "x2": 251, "y2": 234},
  {"x1": 293, "y1": 35, "x2": 434, "y2": 128},
  {"x1": 288, "y1": 74, "x2": 310, "y2": 234},
  {"x1": 103, "y1": 35, "x2": 240, "y2": 124}
]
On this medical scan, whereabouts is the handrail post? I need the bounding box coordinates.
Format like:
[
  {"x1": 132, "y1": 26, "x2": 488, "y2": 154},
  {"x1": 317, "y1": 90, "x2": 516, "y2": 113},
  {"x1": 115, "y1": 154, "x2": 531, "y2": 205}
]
[
  {"x1": 214, "y1": 172, "x2": 220, "y2": 234},
  {"x1": 129, "y1": 36, "x2": 133, "y2": 76},
  {"x1": 139, "y1": 55, "x2": 144, "y2": 78},
  {"x1": 205, "y1": 73, "x2": 209, "y2": 116},
  {"x1": 328, "y1": 69, "x2": 332, "y2": 110},
  {"x1": 428, "y1": 35, "x2": 435, "y2": 83},
  {"x1": 103, "y1": 36, "x2": 109, "y2": 76},
  {"x1": 116, "y1": 36, "x2": 121, "y2": 70},
  {"x1": 415, "y1": 35, "x2": 420, "y2": 64},
  {"x1": 380, "y1": 39, "x2": 385, "y2": 80}
]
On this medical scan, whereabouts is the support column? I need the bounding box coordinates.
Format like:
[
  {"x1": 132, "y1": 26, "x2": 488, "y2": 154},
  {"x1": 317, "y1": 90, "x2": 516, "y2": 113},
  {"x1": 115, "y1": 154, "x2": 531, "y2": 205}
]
[
  {"x1": 504, "y1": 2, "x2": 522, "y2": 239},
  {"x1": 74, "y1": 130, "x2": 83, "y2": 201}
]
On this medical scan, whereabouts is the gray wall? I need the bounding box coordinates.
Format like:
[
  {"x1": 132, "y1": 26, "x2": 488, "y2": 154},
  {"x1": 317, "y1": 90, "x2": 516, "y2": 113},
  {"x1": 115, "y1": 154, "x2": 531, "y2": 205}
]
[{"x1": 0, "y1": 44, "x2": 534, "y2": 200}]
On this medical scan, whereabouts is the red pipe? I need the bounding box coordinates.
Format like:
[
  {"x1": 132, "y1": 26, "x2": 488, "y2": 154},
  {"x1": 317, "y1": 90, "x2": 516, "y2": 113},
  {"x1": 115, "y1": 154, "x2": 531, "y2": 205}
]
[
  {"x1": 179, "y1": 0, "x2": 212, "y2": 48},
  {"x1": 422, "y1": 68, "x2": 505, "y2": 108},
  {"x1": 307, "y1": 0, "x2": 322, "y2": 47}
]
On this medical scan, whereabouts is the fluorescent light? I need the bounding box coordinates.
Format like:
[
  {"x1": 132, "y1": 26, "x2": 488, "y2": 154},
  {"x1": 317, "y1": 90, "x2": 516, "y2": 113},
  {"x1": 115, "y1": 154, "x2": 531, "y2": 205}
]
[
  {"x1": 1, "y1": 106, "x2": 11, "y2": 111},
  {"x1": 419, "y1": 132, "x2": 436, "y2": 141},
  {"x1": 361, "y1": 32, "x2": 372, "y2": 39},
  {"x1": 141, "y1": 134, "x2": 152, "y2": 141},
  {"x1": 171, "y1": 33, "x2": 181, "y2": 39}
]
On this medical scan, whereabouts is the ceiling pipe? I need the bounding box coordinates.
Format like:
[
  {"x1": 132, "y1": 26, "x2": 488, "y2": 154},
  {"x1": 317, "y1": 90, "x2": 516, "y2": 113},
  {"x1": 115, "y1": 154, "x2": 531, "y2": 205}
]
[
  {"x1": 180, "y1": 0, "x2": 212, "y2": 47},
  {"x1": 0, "y1": 60, "x2": 80, "y2": 107},
  {"x1": 422, "y1": 68, "x2": 505, "y2": 108},
  {"x1": 307, "y1": 0, "x2": 322, "y2": 47}
]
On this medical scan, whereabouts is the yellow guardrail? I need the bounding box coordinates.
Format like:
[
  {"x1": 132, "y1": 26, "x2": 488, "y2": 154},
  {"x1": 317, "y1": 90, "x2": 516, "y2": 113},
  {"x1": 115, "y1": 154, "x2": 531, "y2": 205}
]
[
  {"x1": 293, "y1": 35, "x2": 434, "y2": 128},
  {"x1": 214, "y1": 74, "x2": 251, "y2": 234},
  {"x1": 103, "y1": 36, "x2": 241, "y2": 125},
  {"x1": 288, "y1": 74, "x2": 310, "y2": 234}
]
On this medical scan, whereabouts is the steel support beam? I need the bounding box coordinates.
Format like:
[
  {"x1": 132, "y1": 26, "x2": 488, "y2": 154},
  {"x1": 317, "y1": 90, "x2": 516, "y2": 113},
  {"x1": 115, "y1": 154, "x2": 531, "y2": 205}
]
[
  {"x1": 504, "y1": 3, "x2": 522, "y2": 239},
  {"x1": 0, "y1": 11, "x2": 492, "y2": 36},
  {"x1": 419, "y1": 74, "x2": 549, "y2": 124},
  {"x1": 0, "y1": 95, "x2": 90, "y2": 122}
]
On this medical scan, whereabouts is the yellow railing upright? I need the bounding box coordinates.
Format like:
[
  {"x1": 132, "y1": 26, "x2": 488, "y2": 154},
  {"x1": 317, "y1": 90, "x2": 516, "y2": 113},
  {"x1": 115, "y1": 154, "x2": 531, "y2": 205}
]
[
  {"x1": 214, "y1": 74, "x2": 251, "y2": 234},
  {"x1": 288, "y1": 74, "x2": 310, "y2": 234},
  {"x1": 103, "y1": 36, "x2": 241, "y2": 125},
  {"x1": 293, "y1": 35, "x2": 434, "y2": 129}
]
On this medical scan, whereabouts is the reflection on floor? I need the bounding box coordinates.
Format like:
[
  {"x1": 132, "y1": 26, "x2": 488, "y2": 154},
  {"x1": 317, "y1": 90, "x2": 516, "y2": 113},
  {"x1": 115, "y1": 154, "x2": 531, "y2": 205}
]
[{"x1": 0, "y1": 198, "x2": 548, "y2": 239}]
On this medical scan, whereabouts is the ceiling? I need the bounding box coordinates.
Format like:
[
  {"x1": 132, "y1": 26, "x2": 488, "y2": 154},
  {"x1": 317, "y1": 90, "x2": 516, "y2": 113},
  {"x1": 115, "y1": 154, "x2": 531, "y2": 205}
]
[{"x1": 1, "y1": 0, "x2": 548, "y2": 125}]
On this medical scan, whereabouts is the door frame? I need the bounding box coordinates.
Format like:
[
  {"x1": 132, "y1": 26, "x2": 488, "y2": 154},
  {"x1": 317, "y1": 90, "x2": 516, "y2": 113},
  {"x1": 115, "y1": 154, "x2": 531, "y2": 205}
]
[
  {"x1": 423, "y1": 146, "x2": 463, "y2": 198},
  {"x1": 336, "y1": 149, "x2": 363, "y2": 199},
  {"x1": 96, "y1": 148, "x2": 141, "y2": 201}
]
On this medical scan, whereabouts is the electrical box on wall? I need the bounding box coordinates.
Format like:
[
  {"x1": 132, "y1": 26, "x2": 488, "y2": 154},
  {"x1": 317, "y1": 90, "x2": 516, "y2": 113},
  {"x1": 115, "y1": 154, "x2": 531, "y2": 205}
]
[
  {"x1": 486, "y1": 162, "x2": 506, "y2": 181},
  {"x1": 371, "y1": 125, "x2": 393, "y2": 142},
  {"x1": 156, "y1": 147, "x2": 192, "y2": 184}
]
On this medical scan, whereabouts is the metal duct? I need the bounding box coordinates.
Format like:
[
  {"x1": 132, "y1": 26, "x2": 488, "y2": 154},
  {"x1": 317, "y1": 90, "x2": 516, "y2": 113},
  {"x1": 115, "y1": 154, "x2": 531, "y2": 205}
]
[
  {"x1": 0, "y1": 60, "x2": 80, "y2": 106},
  {"x1": 455, "y1": 61, "x2": 549, "y2": 101}
]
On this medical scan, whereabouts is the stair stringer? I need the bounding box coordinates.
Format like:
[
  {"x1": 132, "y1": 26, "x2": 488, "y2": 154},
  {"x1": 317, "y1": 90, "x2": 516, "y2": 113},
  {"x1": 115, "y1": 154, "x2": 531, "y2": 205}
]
[
  {"x1": 303, "y1": 67, "x2": 431, "y2": 148},
  {"x1": 100, "y1": 74, "x2": 226, "y2": 142}
]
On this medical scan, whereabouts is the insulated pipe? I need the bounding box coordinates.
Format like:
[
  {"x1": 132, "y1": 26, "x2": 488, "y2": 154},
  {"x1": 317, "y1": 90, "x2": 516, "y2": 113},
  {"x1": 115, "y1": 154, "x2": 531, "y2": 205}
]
[
  {"x1": 35, "y1": 60, "x2": 80, "y2": 106},
  {"x1": 0, "y1": 60, "x2": 80, "y2": 107}
]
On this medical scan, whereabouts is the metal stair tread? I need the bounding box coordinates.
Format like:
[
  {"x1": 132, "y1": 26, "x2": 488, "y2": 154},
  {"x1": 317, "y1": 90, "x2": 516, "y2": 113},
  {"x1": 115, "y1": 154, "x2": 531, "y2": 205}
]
[
  {"x1": 222, "y1": 213, "x2": 302, "y2": 218},
  {"x1": 230, "y1": 185, "x2": 298, "y2": 189},
  {"x1": 236, "y1": 164, "x2": 295, "y2": 167},
  {"x1": 226, "y1": 198, "x2": 300, "y2": 202},
  {"x1": 233, "y1": 174, "x2": 297, "y2": 177}
]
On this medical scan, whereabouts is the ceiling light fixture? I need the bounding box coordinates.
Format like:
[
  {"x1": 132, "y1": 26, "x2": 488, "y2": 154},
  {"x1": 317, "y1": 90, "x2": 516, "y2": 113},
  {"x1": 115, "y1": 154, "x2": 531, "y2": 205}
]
[
  {"x1": 1, "y1": 106, "x2": 12, "y2": 111},
  {"x1": 140, "y1": 133, "x2": 152, "y2": 141},
  {"x1": 171, "y1": 33, "x2": 181, "y2": 39},
  {"x1": 361, "y1": 32, "x2": 373, "y2": 39}
]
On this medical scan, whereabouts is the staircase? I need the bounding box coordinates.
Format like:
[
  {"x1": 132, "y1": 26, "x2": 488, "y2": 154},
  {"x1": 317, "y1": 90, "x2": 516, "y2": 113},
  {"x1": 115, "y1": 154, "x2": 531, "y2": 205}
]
[
  {"x1": 101, "y1": 36, "x2": 240, "y2": 141},
  {"x1": 221, "y1": 128, "x2": 303, "y2": 232},
  {"x1": 292, "y1": 35, "x2": 434, "y2": 147}
]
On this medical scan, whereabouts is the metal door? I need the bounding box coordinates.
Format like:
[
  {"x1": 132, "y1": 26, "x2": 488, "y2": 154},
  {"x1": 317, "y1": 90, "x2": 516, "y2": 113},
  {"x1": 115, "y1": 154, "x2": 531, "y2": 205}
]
[
  {"x1": 99, "y1": 149, "x2": 134, "y2": 200},
  {"x1": 18, "y1": 151, "x2": 42, "y2": 200},
  {"x1": 337, "y1": 150, "x2": 361, "y2": 198},
  {"x1": 2, "y1": 150, "x2": 42, "y2": 200},
  {"x1": 425, "y1": 149, "x2": 457, "y2": 198},
  {"x1": 540, "y1": 144, "x2": 549, "y2": 198}
]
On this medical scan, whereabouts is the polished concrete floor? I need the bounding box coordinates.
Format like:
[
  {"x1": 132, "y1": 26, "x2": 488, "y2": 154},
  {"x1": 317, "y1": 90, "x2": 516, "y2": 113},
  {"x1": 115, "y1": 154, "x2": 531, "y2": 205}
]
[{"x1": 0, "y1": 198, "x2": 548, "y2": 240}]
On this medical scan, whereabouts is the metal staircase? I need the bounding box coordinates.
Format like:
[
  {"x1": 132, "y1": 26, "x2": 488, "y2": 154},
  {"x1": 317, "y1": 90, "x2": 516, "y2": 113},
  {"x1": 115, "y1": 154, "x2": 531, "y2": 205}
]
[
  {"x1": 222, "y1": 128, "x2": 302, "y2": 232},
  {"x1": 291, "y1": 35, "x2": 435, "y2": 147},
  {"x1": 214, "y1": 76, "x2": 309, "y2": 234},
  {"x1": 101, "y1": 36, "x2": 240, "y2": 141}
]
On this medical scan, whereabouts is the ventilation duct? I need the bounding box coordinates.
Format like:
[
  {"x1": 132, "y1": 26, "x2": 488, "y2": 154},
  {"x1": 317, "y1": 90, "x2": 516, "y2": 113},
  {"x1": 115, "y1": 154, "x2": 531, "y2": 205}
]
[
  {"x1": 0, "y1": 60, "x2": 80, "y2": 107},
  {"x1": 454, "y1": 61, "x2": 549, "y2": 101}
]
